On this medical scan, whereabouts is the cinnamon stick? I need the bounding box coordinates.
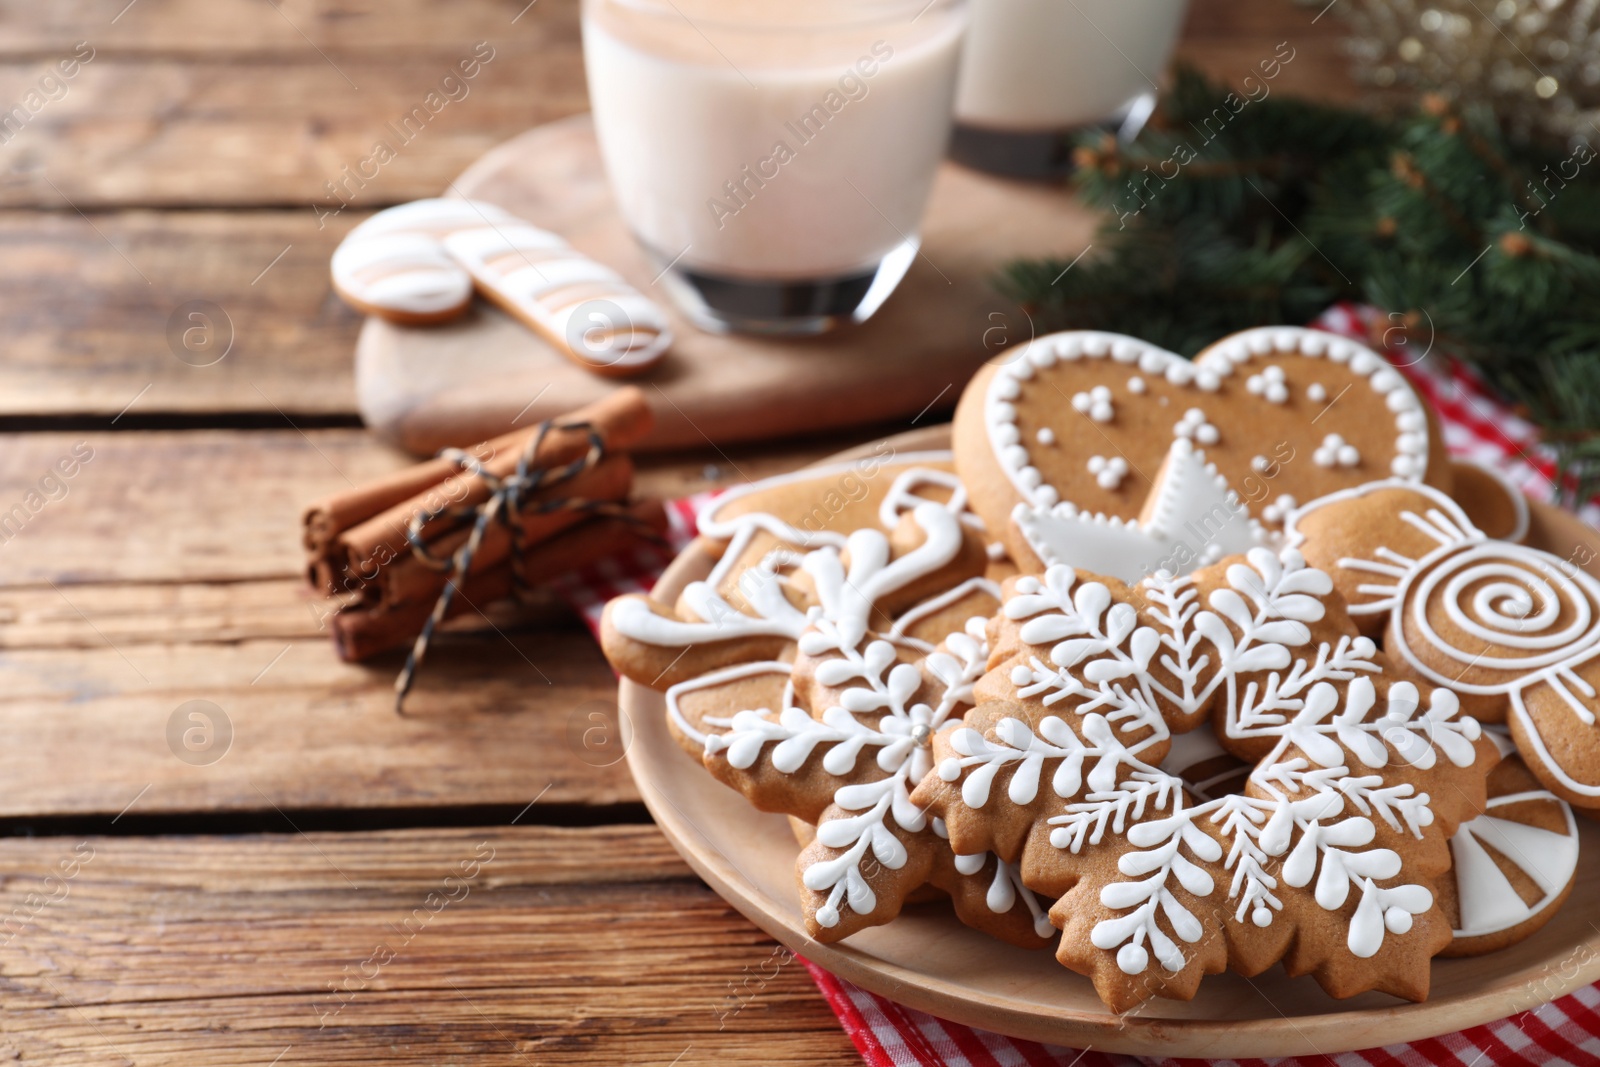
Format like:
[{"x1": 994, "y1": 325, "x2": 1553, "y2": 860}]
[
  {"x1": 306, "y1": 387, "x2": 654, "y2": 594},
  {"x1": 329, "y1": 500, "x2": 668, "y2": 661},
  {"x1": 361, "y1": 452, "x2": 636, "y2": 609}
]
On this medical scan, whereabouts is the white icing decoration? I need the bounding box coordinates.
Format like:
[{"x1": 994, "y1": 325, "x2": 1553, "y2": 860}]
[
  {"x1": 936, "y1": 546, "x2": 1483, "y2": 976},
  {"x1": 1313, "y1": 433, "x2": 1361, "y2": 469},
  {"x1": 876, "y1": 464, "x2": 988, "y2": 537},
  {"x1": 1246, "y1": 365, "x2": 1290, "y2": 404},
  {"x1": 1308, "y1": 382, "x2": 1328, "y2": 403},
  {"x1": 981, "y1": 329, "x2": 1431, "y2": 578},
  {"x1": 1287, "y1": 479, "x2": 1600, "y2": 798},
  {"x1": 1036, "y1": 428, "x2": 1056, "y2": 446},
  {"x1": 885, "y1": 576, "x2": 1002, "y2": 652},
  {"x1": 331, "y1": 198, "x2": 516, "y2": 316},
  {"x1": 1128, "y1": 376, "x2": 1146, "y2": 394},
  {"x1": 1013, "y1": 439, "x2": 1261, "y2": 583},
  {"x1": 442, "y1": 224, "x2": 671, "y2": 370},
  {"x1": 1449, "y1": 789, "x2": 1578, "y2": 938},
  {"x1": 1261, "y1": 494, "x2": 1298, "y2": 527},
  {"x1": 1072, "y1": 385, "x2": 1115, "y2": 423},
  {"x1": 1087, "y1": 454, "x2": 1129, "y2": 491},
  {"x1": 1173, "y1": 407, "x2": 1220, "y2": 446}
]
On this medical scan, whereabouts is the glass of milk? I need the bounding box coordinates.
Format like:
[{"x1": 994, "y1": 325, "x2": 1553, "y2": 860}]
[
  {"x1": 951, "y1": 0, "x2": 1188, "y2": 178},
  {"x1": 583, "y1": 0, "x2": 970, "y2": 335}
]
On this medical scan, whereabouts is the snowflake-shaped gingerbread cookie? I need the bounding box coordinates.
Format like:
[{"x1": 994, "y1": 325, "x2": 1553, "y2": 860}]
[{"x1": 906, "y1": 545, "x2": 1497, "y2": 1011}]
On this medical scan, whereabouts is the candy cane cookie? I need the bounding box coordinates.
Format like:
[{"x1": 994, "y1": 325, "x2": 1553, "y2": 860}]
[
  {"x1": 331, "y1": 198, "x2": 515, "y2": 325},
  {"x1": 331, "y1": 197, "x2": 672, "y2": 377}
]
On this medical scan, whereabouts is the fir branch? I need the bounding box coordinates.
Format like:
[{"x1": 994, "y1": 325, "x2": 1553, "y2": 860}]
[{"x1": 1003, "y1": 67, "x2": 1600, "y2": 506}]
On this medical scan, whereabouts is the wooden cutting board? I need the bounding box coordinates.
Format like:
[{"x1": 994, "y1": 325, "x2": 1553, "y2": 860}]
[{"x1": 355, "y1": 113, "x2": 1094, "y2": 456}]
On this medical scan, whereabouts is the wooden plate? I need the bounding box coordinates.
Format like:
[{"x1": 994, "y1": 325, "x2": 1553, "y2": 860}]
[{"x1": 620, "y1": 426, "x2": 1600, "y2": 1058}]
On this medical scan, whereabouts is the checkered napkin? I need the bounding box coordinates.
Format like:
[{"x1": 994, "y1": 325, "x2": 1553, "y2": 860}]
[{"x1": 553, "y1": 303, "x2": 1600, "y2": 1067}]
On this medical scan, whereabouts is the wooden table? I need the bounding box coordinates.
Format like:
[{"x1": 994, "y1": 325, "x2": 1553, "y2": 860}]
[{"x1": 0, "y1": 2, "x2": 1357, "y2": 1061}]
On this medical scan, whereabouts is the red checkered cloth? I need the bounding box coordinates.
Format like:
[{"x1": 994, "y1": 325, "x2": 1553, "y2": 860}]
[{"x1": 554, "y1": 303, "x2": 1600, "y2": 1066}]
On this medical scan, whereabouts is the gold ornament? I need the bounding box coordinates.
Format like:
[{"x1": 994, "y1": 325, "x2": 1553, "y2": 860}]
[{"x1": 1339, "y1": 0, "x2": 1600, "y2": 142}]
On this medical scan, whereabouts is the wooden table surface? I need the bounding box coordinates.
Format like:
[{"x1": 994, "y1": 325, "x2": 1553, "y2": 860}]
[{"x1": 0, "y1": 2, "x2": 1357, "y2": 1062}]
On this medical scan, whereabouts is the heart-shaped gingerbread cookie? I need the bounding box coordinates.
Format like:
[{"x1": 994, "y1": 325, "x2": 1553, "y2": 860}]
[{"x1": 953, "y1": 327, "x2": 1452, "y2": 579}]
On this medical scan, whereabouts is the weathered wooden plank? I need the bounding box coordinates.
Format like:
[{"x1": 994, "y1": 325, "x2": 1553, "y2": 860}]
[
  {"x1": 0, "y1": 47, "x2": 583, "y2": 209},
  {"x1": 0, "y1": 211, "x2": 363, "y2": 417},
  {"x1": 0, "y1": 826, "x2": 859, "y2": 1066},
  {"x1": 0, "y1": 430, "x2": 834, "y2": 584},
  {"x1": 0, "y1": 430, "x2": 849, "y2": 819}
]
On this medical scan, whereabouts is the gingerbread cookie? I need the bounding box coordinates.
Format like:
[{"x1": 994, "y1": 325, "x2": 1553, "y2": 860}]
[
  {"x1": 907, "y1": 545, "x2": 1496, "y2": 1012},
  {"x1": 1437, "y1": 744, "x2": 1578, "y2": 957},
  {"x1": 444, "y1": 224, "x2": 671, "y2": 377},
  {"x1": 952, "y1": 327, "x2": 1451, "y2": 580},
  {"x1": 1287, "y1": 478, "x2": 1600, "y2": 810},
  {"x1": 1448, "y1": 458, "x2": 1531, "y2": 543},
  {"x1": 331, "y1": 198, "x2": 510, "y2": 324},
  {"x1": 601, "y1": 455, "x2": 1053, "y2": 948},
  {"x1": 330, "y1": 197, "x2": 671, "y2": 376}
]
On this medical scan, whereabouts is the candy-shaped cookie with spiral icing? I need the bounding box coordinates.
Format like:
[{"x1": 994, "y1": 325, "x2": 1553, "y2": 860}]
[{"x1": 1287, "y1": 478, "x2": 1600, "y2": 810}]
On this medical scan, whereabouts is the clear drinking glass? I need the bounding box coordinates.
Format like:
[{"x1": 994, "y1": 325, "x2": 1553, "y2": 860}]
[
  {"x1": 950, "y1": 0, "x2": 1188, "y2": 178},
  {"x1": 583, "y1": 0, "x2": 970, "y2": 335}
]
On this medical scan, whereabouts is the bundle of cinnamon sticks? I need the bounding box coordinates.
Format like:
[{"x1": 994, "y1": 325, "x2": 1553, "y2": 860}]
[{"x1": 303, "y1": 387, "x2": 664, "y2": 662}]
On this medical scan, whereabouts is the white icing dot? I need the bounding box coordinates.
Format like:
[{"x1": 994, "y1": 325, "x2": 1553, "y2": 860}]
[
  {"x1": 1261, "y1": 493, "x2": 1298, "y2": 526},
  {"x1": 1036, "y1": 427, "x2": 1056, "y2": 446},
  {"x1": 1164, "y1": 363, "x2": 1189, "y2": 385},
  {"x1": 1196, "y1": 369, "x2": 1222, "y2": 392},
  {"x1": 1035, "y1": 484, "x2": 1059, "y2": 506},
  {"x1": 1251, "y1": 455, "x2": 1271, "y2": 473},
  {"x1": 1252, "y1": 905, "x2": 1272, "y2": 928},
  {"x1": 1307, "y1": 382, "x2": 1327, "y2": 402},
  {"x1": 1139, "y1": 351, "x2": 1166, "y2": 374},
  {"x1": 1174, "y1": 407, "x2": 1219, "y2": 446},
  {"x1": 816, "y1": 904, "x2": 840, "y2": 928},
  {"x1": 1087, "y1": 454, "x2": 1129, "y2": 490},
  {"x1": 1117, "y1": 943, "x2": 1149, "y2": 974},
  {"x1": 1313, "y1": 433, "x2": 1360, "y2": 468},
  {"x1": 1111, "y1": 339, "x2": 1142, "y2": 363},
  {"x1": 1071, "y1": 385, "x2": 1114, "y2": 423},
  {"x1": 1385, "y1": 907, "x2": 1413, "y2": 935},
  {"x1": 994, "y1": 376, "x2": 1021, "y2": 401},
  {"x1": 1028, "y1": 343, "x2": 1058, "y2": 369},
  {"x1": 1246, "y1": 365, "x2": 1289, "y2": 404},
  {"x1": 1127, "y1": 376, "x2": 1146, "y2": 394}
]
